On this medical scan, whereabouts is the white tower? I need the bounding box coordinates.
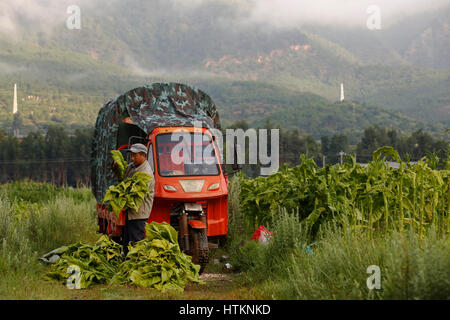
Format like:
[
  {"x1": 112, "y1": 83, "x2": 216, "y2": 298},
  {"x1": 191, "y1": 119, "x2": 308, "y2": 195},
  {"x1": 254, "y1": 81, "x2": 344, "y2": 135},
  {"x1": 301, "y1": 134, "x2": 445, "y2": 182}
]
[
  {"x1": 13, "y1": 83, "x2": 18, "y2": 114},
  {"x1": 340, "y1": 83, "x2": 344, "y2": 102}
]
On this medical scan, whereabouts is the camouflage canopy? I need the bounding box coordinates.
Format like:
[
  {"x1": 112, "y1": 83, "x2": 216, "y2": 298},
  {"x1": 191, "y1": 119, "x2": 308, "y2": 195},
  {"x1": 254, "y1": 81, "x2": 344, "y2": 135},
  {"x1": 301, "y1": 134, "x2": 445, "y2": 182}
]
[{"x1": 90, "y1": 83, "x2": 221, "y2": 203}]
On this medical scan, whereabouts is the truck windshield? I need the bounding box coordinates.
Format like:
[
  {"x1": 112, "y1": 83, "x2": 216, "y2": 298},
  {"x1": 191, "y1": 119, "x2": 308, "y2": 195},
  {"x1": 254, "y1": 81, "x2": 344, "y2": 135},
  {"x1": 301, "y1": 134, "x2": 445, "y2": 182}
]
[{"x1": 156, "y1": 132, "x2": 220, "y2": 177}]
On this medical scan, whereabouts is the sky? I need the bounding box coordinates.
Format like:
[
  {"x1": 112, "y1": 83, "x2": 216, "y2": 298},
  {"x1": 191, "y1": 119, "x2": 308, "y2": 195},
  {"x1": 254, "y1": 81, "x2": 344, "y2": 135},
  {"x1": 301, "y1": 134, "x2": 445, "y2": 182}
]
[
  {"x1": 0, "y1": 0, "x2": 92, "y2": 35},
  {"x1": 1, "y1": 0, "x2": 449, "y2": 36},
  {"x1": 246, "y1": 0, "x2": 450, "y2": 28}
]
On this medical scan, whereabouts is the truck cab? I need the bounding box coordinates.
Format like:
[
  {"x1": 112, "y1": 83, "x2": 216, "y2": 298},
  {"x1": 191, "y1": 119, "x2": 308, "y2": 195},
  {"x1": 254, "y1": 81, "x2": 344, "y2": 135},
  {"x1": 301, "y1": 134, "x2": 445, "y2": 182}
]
[{"x1": 146, "y1": 126, "x2": 228, "y2": 237}]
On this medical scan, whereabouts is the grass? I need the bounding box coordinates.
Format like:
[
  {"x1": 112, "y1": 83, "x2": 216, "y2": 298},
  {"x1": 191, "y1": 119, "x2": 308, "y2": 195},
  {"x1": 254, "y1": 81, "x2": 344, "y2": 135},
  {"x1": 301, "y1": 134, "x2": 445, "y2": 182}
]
[
  {"x1": 0, "y1": 181, "x2": 99, "y2": 298},
  {"x1": 285, "y1": 224, "x2": 449, "y2": 299},
  {"x1": 1, "y1": 180, "x2": 93, "y2": 204},
  {"x1": 224, "y1": 175, "x2": 450, "y2": 300},
  {"x1": 0, "y1": 181, "x2": 254, "y2": 300},
  {"x1": 225, "y1": 209, "x2": 450, "y2": 300},
  {"x1": 0, "y1": 178, "x2": 448, "y2": 299},
  {"x1": 0, "y1": 268, "x2": 251, "y2": 300}
]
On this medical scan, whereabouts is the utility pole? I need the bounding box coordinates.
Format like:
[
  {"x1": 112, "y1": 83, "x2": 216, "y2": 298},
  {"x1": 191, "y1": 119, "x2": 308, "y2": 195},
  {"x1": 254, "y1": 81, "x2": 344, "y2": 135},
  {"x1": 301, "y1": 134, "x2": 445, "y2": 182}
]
[
  {"x1": 340, "y1": 83, "x2": 344, "y2": 102},
  {"x1": 322, "y1": 155, "x2": 326, "y2": 168},
  {"x1": 338, "y1": 151, "x2": 346, "y2": 165}
]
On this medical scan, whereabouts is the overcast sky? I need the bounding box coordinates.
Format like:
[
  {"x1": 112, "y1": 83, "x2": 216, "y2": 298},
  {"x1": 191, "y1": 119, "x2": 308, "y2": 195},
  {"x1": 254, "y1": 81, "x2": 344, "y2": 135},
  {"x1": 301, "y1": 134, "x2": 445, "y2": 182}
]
[
  {"x1": 1, "y1": 0, "x2": 449, "y2": 35},
  {"x1": 246, "y1": 0, "x2": 450, "y2": 28}
]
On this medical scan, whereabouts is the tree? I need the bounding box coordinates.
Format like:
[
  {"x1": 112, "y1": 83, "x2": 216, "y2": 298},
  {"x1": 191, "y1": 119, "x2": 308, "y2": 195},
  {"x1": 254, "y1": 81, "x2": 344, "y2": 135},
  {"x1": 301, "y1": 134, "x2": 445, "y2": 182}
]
[
  {"x1": 12, "y1": 112, "x2": 23, "y2": 137},
  {"x1": 21, "y1": 131, "x2": 46, "y2": 181},
  {"x1": 357, "y1": 126, "x2": 449, "y2": 163},
  {"x1": 357, "y1": 125, "x2": 391, "y2": 160},
  {"x1": 45, "y1": 125, "x2": 69, "y2": 185},
  {"x1": 321, "y1": 133, "x2": 349, "y2": 164},
  {"x1": 68, "y1": 128, "x2": 94, "y2": 186}
]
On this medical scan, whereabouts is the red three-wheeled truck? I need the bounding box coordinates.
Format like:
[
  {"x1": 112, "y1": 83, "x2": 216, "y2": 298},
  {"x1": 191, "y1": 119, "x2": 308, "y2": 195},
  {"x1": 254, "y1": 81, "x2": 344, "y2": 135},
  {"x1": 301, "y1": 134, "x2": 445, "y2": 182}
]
[{"x1": 90, "y1": 83, "x2": 229, "y2": 273}]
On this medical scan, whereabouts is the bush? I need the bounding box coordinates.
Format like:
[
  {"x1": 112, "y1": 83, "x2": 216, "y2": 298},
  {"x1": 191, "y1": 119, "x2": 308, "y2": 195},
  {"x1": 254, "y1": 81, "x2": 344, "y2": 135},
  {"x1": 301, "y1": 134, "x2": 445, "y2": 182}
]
[
  {"x1": 225, "y1": 174, "x2": 253, "y2": 247},
  {"x1": 0, "y1": 185, "x2": 98, "y2": 276},
  {"x1": 229, "y1": 207, "x2": 310, "y2": 281},
  {"x1": 0, "y1": 193, "x2": 36, "y2": 274},
  {"x1": 266, "y1": 208, "x2": 308, "y2": 257},
  {"x1": 26, "y1": 196, "x2": 97, "y2": 253},
  {"x1": 284, "y1": 225, "x2": 450, "y2": 299},
  {"x1": 227, "y1": 200, "x2": 449, "y2": 299},
  {"x1": 229, "y1": 240, "x2": 268, "y2": 273},
  {"x1": 0, "y1": 180, "x2": 93, "y2": 204}
]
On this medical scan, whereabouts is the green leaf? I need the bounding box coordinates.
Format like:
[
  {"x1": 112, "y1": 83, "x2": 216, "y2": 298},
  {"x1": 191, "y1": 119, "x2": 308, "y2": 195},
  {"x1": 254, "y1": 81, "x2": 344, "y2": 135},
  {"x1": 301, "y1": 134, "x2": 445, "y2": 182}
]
[
  {"x1": 45, "y1": 222, "x2": 203, "y2": 292},
  {"x1": 111, "y1": 150, "x2": 128, "y2": 180}
]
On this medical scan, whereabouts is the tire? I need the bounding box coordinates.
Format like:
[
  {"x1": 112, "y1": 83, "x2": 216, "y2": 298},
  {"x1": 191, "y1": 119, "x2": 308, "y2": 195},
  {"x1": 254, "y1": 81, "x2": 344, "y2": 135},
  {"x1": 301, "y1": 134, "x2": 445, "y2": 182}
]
[{"x1": 189, "y1": 227, "x2": 209, "y2": 274}]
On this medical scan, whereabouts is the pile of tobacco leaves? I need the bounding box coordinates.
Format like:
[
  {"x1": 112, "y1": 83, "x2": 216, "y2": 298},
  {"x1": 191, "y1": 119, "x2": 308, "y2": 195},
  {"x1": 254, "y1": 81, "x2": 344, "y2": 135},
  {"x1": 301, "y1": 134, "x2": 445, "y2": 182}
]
[{"x1": 43, "y1": 222, "x2": 204, "y2": 291}]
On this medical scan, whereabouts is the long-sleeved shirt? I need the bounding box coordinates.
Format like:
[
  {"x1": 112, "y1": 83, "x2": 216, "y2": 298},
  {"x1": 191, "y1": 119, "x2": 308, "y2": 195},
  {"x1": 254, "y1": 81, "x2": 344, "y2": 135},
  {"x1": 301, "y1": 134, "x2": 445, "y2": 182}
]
[{"x1": 123, "y1": 160, "x2": 155, "y2": 220}]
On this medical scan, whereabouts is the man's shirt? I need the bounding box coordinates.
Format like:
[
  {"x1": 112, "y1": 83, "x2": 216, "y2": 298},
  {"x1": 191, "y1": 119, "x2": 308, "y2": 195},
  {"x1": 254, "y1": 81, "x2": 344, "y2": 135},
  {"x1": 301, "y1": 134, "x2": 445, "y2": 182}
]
[{"x1": 123, "y1": 160, "x2": 155, "y2": 220}]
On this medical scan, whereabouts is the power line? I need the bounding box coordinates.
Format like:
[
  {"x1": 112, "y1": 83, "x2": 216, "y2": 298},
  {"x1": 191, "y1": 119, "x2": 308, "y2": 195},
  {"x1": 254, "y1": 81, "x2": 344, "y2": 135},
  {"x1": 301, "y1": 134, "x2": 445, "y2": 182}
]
[
  {"x1": 0, "y1": 159, "x2": 90, "y2": 164},
  {"x1": 0, "y1": 154, "x2": 431, "y2": 164}
]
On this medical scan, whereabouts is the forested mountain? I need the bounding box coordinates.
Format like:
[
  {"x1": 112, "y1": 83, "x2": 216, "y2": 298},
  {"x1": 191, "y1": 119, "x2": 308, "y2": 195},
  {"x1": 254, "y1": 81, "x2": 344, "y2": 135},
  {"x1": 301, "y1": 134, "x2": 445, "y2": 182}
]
[
  {"x1": 0, "y1": 0, "x2": 449, "y2": 137},
  {"x1": 200, "y1": 81, "x2": 447, "y2": 143}
]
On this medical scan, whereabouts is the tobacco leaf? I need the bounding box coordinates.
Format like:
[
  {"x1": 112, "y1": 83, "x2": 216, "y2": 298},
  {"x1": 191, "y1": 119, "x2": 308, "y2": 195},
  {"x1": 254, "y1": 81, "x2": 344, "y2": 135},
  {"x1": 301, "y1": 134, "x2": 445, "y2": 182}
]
[
  {"x1": 102, "y1": 172, "x2": 152, "y2": 218},
  {"x1": 44, "y1": 222, "x2": 204, "y2": 292},
  {"x1": 111, "y1": 222, "x2": 204, "y2": 291}
]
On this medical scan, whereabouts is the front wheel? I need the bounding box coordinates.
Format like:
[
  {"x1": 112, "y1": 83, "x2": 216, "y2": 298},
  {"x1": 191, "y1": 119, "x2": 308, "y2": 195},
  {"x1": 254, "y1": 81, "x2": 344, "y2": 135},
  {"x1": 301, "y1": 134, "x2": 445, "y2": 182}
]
[{"x1": 189, "y1": 227, "x2": 209, "y2": 274}]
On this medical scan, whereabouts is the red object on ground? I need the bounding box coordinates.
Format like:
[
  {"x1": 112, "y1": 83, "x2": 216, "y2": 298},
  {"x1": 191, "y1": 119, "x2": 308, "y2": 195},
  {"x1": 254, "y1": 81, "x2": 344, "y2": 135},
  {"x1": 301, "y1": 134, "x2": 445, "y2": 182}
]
[{"x1": 251, "y1": 225, "x2": 273, "y2": 243}]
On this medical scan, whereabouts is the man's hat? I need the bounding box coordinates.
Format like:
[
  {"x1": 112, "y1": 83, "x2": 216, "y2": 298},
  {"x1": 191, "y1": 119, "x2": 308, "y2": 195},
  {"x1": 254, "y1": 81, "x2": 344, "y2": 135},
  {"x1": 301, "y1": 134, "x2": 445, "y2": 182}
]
[{"x1": 129, "y1": 143, "x2": 148, "y2": 154}]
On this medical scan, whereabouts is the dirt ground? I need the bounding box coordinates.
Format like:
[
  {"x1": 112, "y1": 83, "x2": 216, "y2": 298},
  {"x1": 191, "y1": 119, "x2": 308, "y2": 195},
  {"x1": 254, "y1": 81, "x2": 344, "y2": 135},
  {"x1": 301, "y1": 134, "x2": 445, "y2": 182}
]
[{"x1": 54, "y1": 272, "x2": 263, "y2": 300}]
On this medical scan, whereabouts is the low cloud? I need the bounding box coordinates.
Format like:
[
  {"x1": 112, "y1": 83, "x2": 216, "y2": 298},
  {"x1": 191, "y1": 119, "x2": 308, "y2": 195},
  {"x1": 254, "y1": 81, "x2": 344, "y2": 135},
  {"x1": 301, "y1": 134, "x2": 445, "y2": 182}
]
[
  {"x1": 0, "y1": 60, "x2": 27, "y2": 74},
  {"x1": 0, "y1": 0, "x2": 95, "y2": 36},
  {"x1": 1, "y1": 0, "x2": 448, "y2": 38},
  {"x1": 123, "y1": 54, "x2": 222, "y2": 81},
  {"x1": 247, "y1": 0, "x2": 450, "y2": 29}
]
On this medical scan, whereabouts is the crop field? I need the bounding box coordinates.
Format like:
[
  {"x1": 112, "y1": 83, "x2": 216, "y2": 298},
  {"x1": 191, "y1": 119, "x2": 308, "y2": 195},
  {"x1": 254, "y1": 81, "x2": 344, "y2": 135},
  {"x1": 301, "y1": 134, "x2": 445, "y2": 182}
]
[
  {"x1": 230, "y1": 148, "x2": 449, "y2": 299},
  {"x1": 0, "y1": 148, "x2": 449, "y2": 300},
  {"x1": 0, "y1": 181, "x2": 255, "y2": 299}
]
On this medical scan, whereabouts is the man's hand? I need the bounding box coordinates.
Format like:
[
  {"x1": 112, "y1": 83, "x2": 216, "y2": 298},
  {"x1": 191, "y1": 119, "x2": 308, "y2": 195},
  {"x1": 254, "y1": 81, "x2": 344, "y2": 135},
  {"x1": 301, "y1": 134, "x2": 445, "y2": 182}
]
[{"x1": 112, "y1": 161, "x2": 122, "y2": 180}]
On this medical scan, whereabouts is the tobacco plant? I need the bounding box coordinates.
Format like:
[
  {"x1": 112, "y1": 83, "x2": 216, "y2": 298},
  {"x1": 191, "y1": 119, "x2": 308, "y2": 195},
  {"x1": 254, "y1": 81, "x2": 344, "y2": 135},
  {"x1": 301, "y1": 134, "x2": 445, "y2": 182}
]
[{"x1": 239, "y1": 147, "x2": 449, "y2": 238}]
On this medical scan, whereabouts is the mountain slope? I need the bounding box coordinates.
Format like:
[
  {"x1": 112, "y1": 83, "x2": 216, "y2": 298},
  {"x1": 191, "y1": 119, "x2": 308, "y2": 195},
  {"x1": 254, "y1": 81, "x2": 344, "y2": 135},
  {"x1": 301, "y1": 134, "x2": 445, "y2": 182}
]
[
  {"x1": 0, "y1": 0, "x2": 449, "y2": 135},
  {"x1": 199, "y1": 80, "x2": 448, "y2": 143}
]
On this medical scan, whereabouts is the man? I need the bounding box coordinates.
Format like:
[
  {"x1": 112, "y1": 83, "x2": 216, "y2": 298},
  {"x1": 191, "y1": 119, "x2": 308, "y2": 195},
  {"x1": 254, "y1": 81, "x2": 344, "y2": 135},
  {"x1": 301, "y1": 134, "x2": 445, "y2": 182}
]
[{"x1": 117, "y1": 143, "x2": 155, "y2": 255}]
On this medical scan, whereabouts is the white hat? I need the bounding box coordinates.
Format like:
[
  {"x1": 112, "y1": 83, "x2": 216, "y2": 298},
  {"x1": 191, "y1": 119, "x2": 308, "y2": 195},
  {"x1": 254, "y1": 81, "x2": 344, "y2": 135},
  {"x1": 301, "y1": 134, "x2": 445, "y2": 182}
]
[{"x1": 129, "y1": 143, "x2": 147, "y2": 154}]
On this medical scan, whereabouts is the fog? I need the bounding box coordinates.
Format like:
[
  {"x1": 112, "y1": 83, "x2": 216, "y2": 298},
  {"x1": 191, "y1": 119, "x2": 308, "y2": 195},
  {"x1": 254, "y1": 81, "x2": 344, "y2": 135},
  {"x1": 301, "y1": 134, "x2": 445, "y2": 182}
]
[
  {"x1": 1, "y1": 0, "x2": 449, "y2": 36},
  {"x1": 246, "y1": 0, "x2": 450, "y2": 28},
  {"x1": 0, "y1": 0, "x2": 93, "y2": 35}
]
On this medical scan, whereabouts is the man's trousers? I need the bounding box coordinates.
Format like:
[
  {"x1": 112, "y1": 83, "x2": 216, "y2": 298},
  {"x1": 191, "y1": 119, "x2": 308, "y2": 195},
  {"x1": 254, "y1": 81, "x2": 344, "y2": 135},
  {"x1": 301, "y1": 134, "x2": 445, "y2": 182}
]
[{"x1": 122, "y1": 217, "x2": 147, "y2": 255}]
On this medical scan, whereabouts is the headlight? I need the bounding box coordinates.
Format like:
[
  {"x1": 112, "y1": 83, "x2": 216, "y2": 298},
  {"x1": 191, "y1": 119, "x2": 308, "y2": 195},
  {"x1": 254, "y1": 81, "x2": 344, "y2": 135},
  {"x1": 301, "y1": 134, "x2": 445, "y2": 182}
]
[
  {"x1": 207, "y1": 183, "x2": 220, "y2": 191},
  {"x1": 179, "y1": 180, "x2": 205, "y2": 192},
  {"x1": 163, "y1": 184, "x2": 177, "y2": 192}
]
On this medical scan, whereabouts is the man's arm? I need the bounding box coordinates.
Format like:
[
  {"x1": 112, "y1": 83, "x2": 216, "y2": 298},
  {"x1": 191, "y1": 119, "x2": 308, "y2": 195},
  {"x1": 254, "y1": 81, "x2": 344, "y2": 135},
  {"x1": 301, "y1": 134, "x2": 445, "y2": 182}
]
[{"x1": 112, "y1": 162, "x2": 122, "y2": 181}]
